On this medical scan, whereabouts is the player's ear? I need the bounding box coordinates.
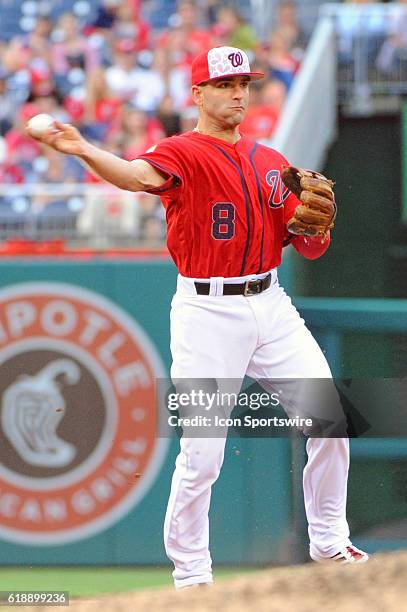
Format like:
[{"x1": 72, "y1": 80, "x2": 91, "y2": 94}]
[{"x1": 191, "y1": 85, "x2": 203, "y2": 107}]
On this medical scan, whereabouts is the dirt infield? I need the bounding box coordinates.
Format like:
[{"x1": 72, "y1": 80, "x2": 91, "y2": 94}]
[{"x1": 26, "y1": 551, "x2": 407, "y2": 612}]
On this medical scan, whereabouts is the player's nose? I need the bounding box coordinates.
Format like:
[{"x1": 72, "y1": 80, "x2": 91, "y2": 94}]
[{"x1": 232, "y1": 86, "x2": 245, "y2": 99}]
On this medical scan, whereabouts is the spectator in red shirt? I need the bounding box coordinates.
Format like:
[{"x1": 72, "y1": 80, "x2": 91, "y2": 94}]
[
  {"x1": 5, "y1": 103, "x2": 41, "y2": 166},
  {"x1": 156, "y1": 0, "x2": 213, "y2": 63},
  {"x1": 111, "y1": 1, "x2": 150, "y2": 51},
  {"x1": 0, "y1": 163, "x2": 24, "y2": 184},
  {"x1": 240, "y1": 78, "x2": 286, "y2": 141},
  {"x1": 84, "y1": 66, "x2": 122, "y2": 130},
  {"x1": 28, "y1": 66, "x2": 57, "y2": 101}
]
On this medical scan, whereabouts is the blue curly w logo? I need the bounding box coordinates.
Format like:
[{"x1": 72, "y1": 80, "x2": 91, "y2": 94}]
[
  {"x1": 266, "y1": 170, "x2": 290, "y2": 209},
  {"x1": 228, "y1": 52, "x2": 243, "y2": 68}
]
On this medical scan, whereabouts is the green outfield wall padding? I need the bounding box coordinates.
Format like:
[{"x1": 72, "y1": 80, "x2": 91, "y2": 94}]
[
  {"x1": 0, "y1": 257, "x2": 293, "y2": 566},
  {"x1": 0, "y1": 257, "x2": 404, "y2": 566}
]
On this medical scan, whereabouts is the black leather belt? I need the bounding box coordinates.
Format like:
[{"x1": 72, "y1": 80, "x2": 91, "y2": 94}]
[{"x1": 195, "y1": 273, "x2": 272, "y2": 296}]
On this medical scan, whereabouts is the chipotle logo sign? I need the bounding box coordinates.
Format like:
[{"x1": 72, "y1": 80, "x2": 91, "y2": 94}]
[{"x1": 0, "y1": 283, "x2": 167, "y2": 544}]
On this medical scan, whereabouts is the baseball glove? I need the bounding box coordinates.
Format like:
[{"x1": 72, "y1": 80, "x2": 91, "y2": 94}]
[{"x1": 281, "y1": 166, "x2": 337, "y2": 241}]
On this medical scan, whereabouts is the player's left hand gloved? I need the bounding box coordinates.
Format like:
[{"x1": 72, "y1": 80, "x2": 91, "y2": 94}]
[{"x1": 281, "y1": 166, "x2": 337, "y2": 241}]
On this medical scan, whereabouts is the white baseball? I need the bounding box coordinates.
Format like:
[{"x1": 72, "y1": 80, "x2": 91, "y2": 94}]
[{"x1": 27, "y1": 113, "x2": 55, "y2": 137}]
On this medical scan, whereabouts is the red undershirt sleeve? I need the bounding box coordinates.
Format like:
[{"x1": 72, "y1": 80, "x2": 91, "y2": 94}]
[
  {"x1": 282, "y1": 175, "x2": 331, "y2": 259},
  {"x1": 290, "y1": 232, "x2": 331, "y2": 259}
]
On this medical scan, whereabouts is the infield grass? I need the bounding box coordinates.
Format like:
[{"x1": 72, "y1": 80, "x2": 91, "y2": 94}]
[{"x1": 0, "y1": 566, "x2": 256, "y2": 597}]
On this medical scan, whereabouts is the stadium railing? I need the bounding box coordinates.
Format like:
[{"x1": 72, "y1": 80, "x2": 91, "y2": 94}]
[
  {"x1": 0, "y1": 184, "x2": 163, "y2": 250},
  {"x1": 271, "y1": 2, "x2": 407, "y2": 170},
  {"x1": 321, "y1": 2, "x2": 407, "y2": 115}
]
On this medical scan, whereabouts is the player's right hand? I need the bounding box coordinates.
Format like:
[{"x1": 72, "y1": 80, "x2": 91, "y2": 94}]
[{"x1": 26, "y1": 120, "x2": 87, "y2": 157}]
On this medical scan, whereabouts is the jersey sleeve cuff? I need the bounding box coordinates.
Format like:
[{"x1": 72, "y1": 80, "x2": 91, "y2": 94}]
[{"x1": 138, "y1": 157, "x2": 183, "y2": 194}]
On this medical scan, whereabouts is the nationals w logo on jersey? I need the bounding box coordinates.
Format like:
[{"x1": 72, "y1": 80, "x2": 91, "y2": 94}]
[
  {"x1": 228, "y1": 52, "x2": 243, "y2": 68},
  {"x1": 0, "y1": 282, "x2": 167, "y2": 545},
  {"x1": 266, "y1": 169, "x2": 290, "y2": 208}
]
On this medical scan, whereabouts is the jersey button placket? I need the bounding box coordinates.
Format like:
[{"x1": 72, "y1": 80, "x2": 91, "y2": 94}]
[{"x1": 239, "y1": 154, "x2": 260, "y2": 273}]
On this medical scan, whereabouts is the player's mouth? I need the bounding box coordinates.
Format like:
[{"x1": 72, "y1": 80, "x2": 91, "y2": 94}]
[{"x1": 230, "y1": 106, "x2": 245, "y2": 110}]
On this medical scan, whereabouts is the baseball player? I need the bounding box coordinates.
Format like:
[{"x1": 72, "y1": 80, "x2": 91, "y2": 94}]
[{"x1": 27, "y1": 46, "x2": 369, "y2": 588}]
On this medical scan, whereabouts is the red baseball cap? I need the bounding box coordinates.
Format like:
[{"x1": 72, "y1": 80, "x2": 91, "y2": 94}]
[{"x1": 191, "y1": 46, "x2": 264, "y2": 86}]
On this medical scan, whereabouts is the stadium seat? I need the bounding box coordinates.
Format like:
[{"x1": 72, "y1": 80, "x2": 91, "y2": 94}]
[{"x1": 0, "y1": 195, "x2": 32, "y2": 238}]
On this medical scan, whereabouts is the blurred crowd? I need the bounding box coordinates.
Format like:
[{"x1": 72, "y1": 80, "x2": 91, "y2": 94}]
[
  {"x1": 336, "y1": 0, "x2": 407, "y2": 75},
  {"x1": 0, "y1": 0, "x2": 309, "y2": 243},
  {"x1": 0, "y1": 0, "x2": 406, "y2": 244}
]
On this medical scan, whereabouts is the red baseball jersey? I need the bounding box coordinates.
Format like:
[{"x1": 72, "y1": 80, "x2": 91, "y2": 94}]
[{"x1": 138, "y1": 131, "x2": 329, "y2": 278}]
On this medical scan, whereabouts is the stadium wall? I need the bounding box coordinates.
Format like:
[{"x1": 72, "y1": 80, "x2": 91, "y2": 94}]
[{"x1": 0, "y1": 257, "x2": 294, "y2": 566}]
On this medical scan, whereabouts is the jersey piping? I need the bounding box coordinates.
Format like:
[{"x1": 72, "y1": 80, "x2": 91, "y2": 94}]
[
  {"x1": 210, "y1": 143, "x2": 252, "y2": 276},
  {"x1": 249, "y1": 143, "x2": 265, "y2": 274}
]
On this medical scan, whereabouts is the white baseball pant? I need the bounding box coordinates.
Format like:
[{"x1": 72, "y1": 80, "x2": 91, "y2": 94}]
[{"x1": 164, "y1": 270, "x2": 350, "y2": 588}]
